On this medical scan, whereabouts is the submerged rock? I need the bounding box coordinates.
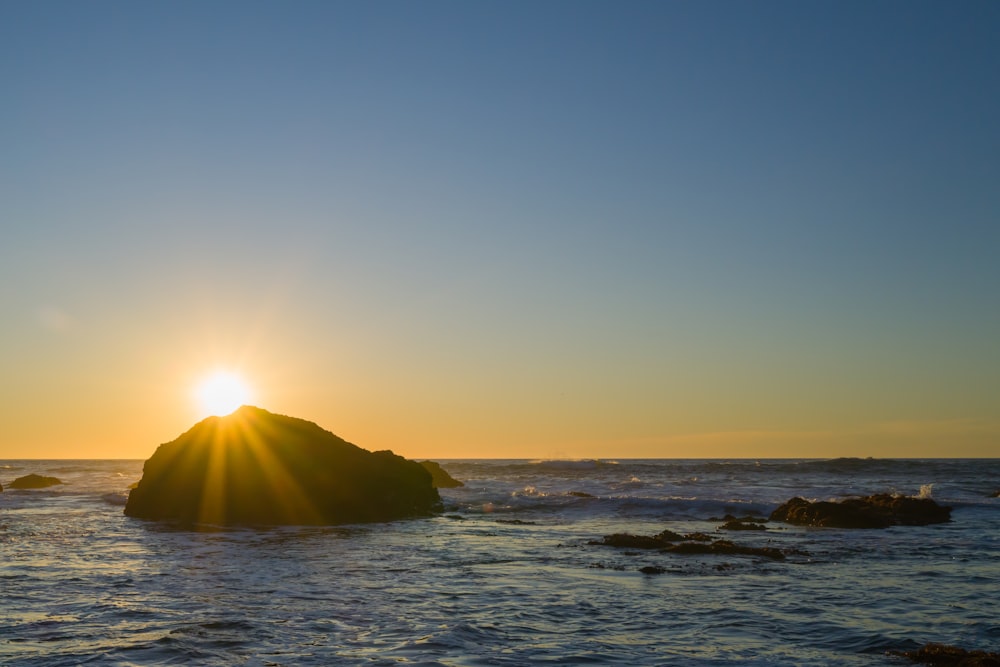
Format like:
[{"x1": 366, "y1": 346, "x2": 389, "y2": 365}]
[
  {"x1": 589, "y1": 531, "x2": 786, "y2": 560},
  {"x1": 418, "y1": 460, "x2": 464, "y2": 488},
  {"x1": 891, "y1": 642, "x2": 1000, "y2": 666},
  {"x1": 770, "y1": 494, "x2": 951, "y2": 529},
  {"x1": 589, "y1": 530, "x2": 683, "y2": 549},
  {"x1": 666, "y1": 540, "x2": 785, "y2": 561},
  {"x1": 125, "y1": 406, "x2": 441, "y2": 526},
  {"x1": 720, "y1": 519, "x2": 768, "y2": 531},
  {"x1": 9, "y1": 474, "x2": 63, "y2": 489}
]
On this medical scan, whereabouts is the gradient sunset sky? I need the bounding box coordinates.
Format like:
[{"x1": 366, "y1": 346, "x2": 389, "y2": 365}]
[{"x1": 2, "y1": 1, "x2": 998, "y2": 459}]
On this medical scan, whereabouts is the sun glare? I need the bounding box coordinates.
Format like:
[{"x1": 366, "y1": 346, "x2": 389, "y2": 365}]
[{"x1": 195, "y1": 371, "x2": 253, "y2": 417}]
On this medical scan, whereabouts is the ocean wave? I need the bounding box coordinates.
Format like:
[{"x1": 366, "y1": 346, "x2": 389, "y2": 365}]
[
  {"x1": 447, "y1": 489, "x2": 773, "y2": 521},
  {"x1": 532, "y1": 459, "x2": 619, "y2": 470},
  {"x1": 101, "y1": 492, "x2": 129, "y2": 507}
]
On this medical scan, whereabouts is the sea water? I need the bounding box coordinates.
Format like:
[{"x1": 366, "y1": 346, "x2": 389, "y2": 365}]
[{"x1": 1, "y1": 458, "x2": 998, "y2": 666}]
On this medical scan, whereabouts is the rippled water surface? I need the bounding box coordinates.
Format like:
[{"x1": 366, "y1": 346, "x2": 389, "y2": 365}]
[{"x1": 2, "y1": 459, "x2": 998, "y2": 665}]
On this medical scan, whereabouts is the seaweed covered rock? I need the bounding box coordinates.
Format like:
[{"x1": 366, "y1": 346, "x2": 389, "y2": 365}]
[
  {"x1": 418, "y1": 460, "x2": 464, "y2": 488},
  {"x1": 9, "y1": 474, "x2": 63, "y2": 489},
  {"x1": 589, "y1": 530, "x2": 683, "y2": 549},
  {"x1": 125, "y1": 406, "x2": 441, "y2": 526},
  {"x1": 666, "y1": 540, "x2": 785, "y2": 561},
  {"x1": 892, "y1": 642, "x2": 1000, "y2": 666},
  {"x1": 770, "y1": 494, "x2": 951, "y2": 529}
]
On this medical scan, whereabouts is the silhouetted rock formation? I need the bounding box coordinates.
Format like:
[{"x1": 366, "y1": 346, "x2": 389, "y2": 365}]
[
  {"x1": 9, "y1": 474, "x2": 63, "y2": 489},
  {"x1": 418, "y1": 460, "x2": 464, "y2": 488},
  {"x1": 770, "y1": 494, "x2": 951, "y2": 528},
  {"x1": 891, "y1": 643, "x2": 1000, "y2": 666},
  {"x1": 125, "y1": 406, "x2": 441, "y2": 526}
]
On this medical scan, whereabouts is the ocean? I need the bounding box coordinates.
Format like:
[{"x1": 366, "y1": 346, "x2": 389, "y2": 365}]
[{"x1": 1, "y1": 458, "x2": 997, "y2": 666}]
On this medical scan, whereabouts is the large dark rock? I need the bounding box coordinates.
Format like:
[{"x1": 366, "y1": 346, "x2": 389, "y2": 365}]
[
  {"x1": 770, "y1": 494, "x2": 951, "y2": 529},
  {"x1": 125, "y1": 406, "x2": 441, "y2": 526},
  {"x1": 418, "y1": 460, "x2": 464, "y2": 488},
  {"x1": 9, "y1": 474, "x2": 63, "y2": 489}
]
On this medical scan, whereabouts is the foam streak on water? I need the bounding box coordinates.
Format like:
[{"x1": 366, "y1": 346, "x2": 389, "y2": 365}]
[{"x1": 1, "y1": 458, "x2": 998, "y2": 666}]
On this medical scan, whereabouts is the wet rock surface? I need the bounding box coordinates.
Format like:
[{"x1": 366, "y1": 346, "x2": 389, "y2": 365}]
[
  {"x1": 591, "y1": 529, "x2": 792, "y2": 561},
  {"x1": 588, "y1": 529, "x2": 684, "y2": 549},
  {"x1": 891, "y1": 643, "x2": 1000, "y2": 666},
  {"x1": 770, "y1": 494, "x2": 951, "y2": 528},
  {"x1": 9, "y1": 474, "x2": 63, "y2": 489}
]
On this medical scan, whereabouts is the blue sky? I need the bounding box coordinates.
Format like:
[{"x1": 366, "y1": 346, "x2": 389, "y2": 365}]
[{"x1": 2, "y1": 1, "x2": 998, "y2": 457}]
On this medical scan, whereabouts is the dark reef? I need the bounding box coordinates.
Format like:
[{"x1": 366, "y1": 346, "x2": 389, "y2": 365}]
[
  {"x1": 590, "y1": 530, "x2": 788, "y2": 560},
  {"x1": 125, "y1": 406, "x2": 441, "y2": 526},
  {"x1": 891, "y1": 643, "x2": 1000, "y2": 666},
  {"x1": 590, "y1": 530, "x2": 683, "y2": 549},
  {"x1": 770, "y1": 494, "x2": 951, "y2": 528},
  {"x1": 418, "y1": 460, "x2": 464, "y2": 488},
  {"x1": 9, "y1": 474, "x2": 63, "y2": 489}
]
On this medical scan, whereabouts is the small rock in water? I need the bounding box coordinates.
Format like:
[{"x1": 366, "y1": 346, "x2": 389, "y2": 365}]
[
  {"x1": 666, "y1": 540, "x2": 786, "y2": 561},
  {"x1": 639, "y1": 565, "x2": 667, "y2": 575},
  {"x1": 9, "y1": 474, "x2": 63, "y2": 489},
  {"x1": 720, "y1": 519, "x2": 768, "y2": 531},
  {"x1": 770, "y1": 494, "x2": 951, "y2": 528},
  {"x1": 891, "y1": 642, "x2": 1000, "y2": 666},
  {"x1": 589, "y1": 529, "x2": 683, "y2": 549}
]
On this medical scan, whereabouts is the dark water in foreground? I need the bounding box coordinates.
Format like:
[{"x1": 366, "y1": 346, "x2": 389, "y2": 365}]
[{"x1": 1, "y1": 458, "x2": 998, "y2": 666}]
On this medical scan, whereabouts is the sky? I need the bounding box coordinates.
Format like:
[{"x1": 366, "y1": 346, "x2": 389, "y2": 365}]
[{"x1": 2, "y1": 0, "x2": 998, "y2": 459}]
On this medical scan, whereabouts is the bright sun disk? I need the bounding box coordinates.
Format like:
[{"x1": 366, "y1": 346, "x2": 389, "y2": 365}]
[{"x1": 195, "y1": 371, "x2": 253, "y2": 417}]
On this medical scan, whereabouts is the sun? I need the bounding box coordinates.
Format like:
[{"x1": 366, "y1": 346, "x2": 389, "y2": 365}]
[{"x1": 195, "y1": 371, "x2": 253, "y2": 417}]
